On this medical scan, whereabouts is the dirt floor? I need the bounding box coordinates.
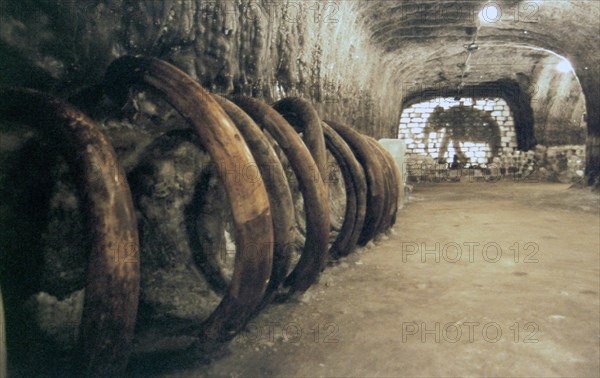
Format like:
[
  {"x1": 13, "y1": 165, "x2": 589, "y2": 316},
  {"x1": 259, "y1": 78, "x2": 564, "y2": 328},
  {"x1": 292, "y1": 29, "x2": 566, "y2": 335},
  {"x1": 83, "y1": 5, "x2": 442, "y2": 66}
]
[{"x1": 163, "y1": 182, "x2": 600, "y2": 377}]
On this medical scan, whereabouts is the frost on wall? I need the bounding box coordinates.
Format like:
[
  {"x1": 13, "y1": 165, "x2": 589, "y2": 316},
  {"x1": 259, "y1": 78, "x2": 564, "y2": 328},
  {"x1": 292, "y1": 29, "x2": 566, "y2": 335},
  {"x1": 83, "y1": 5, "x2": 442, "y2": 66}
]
[{"x1": 0, "y1": 0, "x2": 400, "y2": 137}]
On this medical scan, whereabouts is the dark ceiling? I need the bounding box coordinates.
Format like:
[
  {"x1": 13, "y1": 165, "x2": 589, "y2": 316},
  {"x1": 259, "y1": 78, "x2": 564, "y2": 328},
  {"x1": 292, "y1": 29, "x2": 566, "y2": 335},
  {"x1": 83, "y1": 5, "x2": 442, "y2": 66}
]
[{"x1": 355, "y1": 0, "x2": 598, "y2": 121}]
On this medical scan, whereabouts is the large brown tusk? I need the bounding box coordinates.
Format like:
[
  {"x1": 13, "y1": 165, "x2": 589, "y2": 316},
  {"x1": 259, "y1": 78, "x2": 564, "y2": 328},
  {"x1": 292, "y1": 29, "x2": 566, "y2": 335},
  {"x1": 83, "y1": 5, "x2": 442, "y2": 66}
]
[
  {"x1": 212, "y1": 95, "x2": 295, "y2": 308},
  {"x1": 272, "y1": 97, "x2": 329, "y2": 187},
  {"x1": 367, "y1": 137, "x2": 401, "y2": 228},
  {"x1": 322, "y1": 122, "x2": 368, "y2": 258},
  {"x1": 229, "y1": 95, "x2": 330, "y2": 296},
  {"x1": 0, "y1": 87, "x2": 140, "y2": 377},
  {"x1": 325, "y1": 121, "x2": 386, "y2": 245},
  {"x1": 365, "y1": 136, "x2": 394, "y2": 234},
  {"x1": 104, "y1": 56, "x2": 273, "y2": 344},
  {"x1": 272, "y1": 99, "x2": 350, "y2": 259},
  {"x1": 386, "y1": 151, "x2": 402, "y2": 226}
]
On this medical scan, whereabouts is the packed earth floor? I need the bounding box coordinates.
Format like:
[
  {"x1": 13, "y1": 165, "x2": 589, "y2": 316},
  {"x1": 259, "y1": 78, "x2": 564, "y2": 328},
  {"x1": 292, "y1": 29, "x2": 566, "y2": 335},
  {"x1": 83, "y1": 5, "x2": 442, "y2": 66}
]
[{"x1": 151, "y1": 182, "x2": 599, "y2": 377}]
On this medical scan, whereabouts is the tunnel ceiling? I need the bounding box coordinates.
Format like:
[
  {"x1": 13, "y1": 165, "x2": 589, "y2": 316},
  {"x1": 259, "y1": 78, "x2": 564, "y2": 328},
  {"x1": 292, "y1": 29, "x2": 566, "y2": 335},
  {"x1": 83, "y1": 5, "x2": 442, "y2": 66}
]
[
  {"x1": 0, "y1": 1, "x2": 597, "y2": 163},
  {"x1": 354, "y1": 0, "x2": 599, "y2": 107},
  {"x1": 356, "y1": 0, "x2": 599, "y2": 65}
]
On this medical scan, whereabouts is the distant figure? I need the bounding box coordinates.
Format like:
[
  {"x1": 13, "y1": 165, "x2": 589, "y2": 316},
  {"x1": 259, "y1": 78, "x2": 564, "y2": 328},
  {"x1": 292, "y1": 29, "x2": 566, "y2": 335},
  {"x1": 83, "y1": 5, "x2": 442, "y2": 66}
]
[
  {"x1": 450, "y1": 154, "x2": 460, "y2": 169},
  {"x1": 424, "y1": 104, "x2": 501, "y2": 164}
]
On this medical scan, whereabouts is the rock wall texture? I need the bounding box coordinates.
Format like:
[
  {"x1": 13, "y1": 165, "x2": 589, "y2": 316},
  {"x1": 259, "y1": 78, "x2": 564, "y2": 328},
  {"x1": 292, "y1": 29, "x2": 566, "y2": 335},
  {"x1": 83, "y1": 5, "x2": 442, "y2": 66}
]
[
  {"x1": 529, "y1": 55, "x2": 587, "y2": 147},
  {"x1": 0, "y1": 0, "x2": 400, "y2": 138}
]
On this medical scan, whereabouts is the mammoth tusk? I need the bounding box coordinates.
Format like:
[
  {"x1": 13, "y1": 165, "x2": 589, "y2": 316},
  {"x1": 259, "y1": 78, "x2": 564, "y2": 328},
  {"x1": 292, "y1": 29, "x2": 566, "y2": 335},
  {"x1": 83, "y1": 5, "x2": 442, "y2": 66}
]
[
  {"x1": 366, "y1": 137, "x2": 401, "y2": 229},
  {"x1": 0, "y1": 87, "x2": 140, "y2": 377},
  {"x1": 229, "y1": 95, "x2": 330, "y2": 297},
  {"x1": 103, "y1": 56, "x2": 274, "y2": 344},
  {"x1": 212, "y1": 95, "x2": 295, "y2": 308},
  {"x1": 365, "y1": 136, "x2": 395, "y2": 235},
  {"x1": 325, "y1": 121, "x2": 386, "y2": 245},
  {"x1": 322, "y1": 122, "x2": 368, "y2": 258},
  {"x1": 272, "y1": 97, "x2": 329, "y2": 187}
]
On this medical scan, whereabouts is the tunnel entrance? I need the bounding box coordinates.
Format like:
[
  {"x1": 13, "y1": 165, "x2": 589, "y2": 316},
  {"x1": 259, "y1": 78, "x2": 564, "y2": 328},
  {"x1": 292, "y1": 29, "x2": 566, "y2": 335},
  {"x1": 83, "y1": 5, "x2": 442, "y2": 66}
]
[
  {"x1": 398, "y1": 97, "x2": 516, "y2": 166},
  {"x1": 398, "y1": 96, "x2": 585, "y2": 183},
  {"x1": 399, "y1": 97, "x2": 529, "y2": 182}
]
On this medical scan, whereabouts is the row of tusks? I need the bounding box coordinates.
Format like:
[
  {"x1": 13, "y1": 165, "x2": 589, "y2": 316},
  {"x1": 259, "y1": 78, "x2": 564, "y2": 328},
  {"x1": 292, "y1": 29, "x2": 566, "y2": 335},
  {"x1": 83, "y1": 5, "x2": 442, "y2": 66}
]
[{"x1": 0, "y1": 55, "x2": 401, "y2": 377}]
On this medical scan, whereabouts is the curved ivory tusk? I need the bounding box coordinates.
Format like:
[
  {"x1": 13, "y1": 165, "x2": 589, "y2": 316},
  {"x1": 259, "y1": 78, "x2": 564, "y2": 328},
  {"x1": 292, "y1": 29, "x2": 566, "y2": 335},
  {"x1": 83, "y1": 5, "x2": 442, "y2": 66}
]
[
  {"x1": 212, "y1": 95, "x2": 295, "y2": 308},
  {"x1": 325, "y1": 121, "x2": 386, "y2": 245},
  {"x1": 272, "y1": 97, "x2": 329, "y2": 187},
  {"x1": 229, "y1": 95, "x2": 330, "y2": 296},
  {"x1": 386, "y1": 150, "x2": 402, "y2": 226},
  {"x1": 365, "y1": 137, "x2": 394, "y2": 234},
  {"x1": 0, "y1": 87, "x2": 140, "y2": 377},
  {"x1": 367, "y1": 137, "x2": 401, "y2": 228},
  {"x1": 322, "y1": 122, "x2": 368, "y2": 258},
  {"x1": 104, "y1": 56, "x2": 273, "y2": 344}
]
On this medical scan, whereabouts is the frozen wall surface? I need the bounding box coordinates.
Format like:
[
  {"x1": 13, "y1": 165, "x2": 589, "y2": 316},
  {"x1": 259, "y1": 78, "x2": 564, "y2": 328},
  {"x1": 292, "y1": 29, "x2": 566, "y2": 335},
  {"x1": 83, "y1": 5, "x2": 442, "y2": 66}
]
[{"x1": 0, "y1": 0, "x2": 400, "y2": 138}]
